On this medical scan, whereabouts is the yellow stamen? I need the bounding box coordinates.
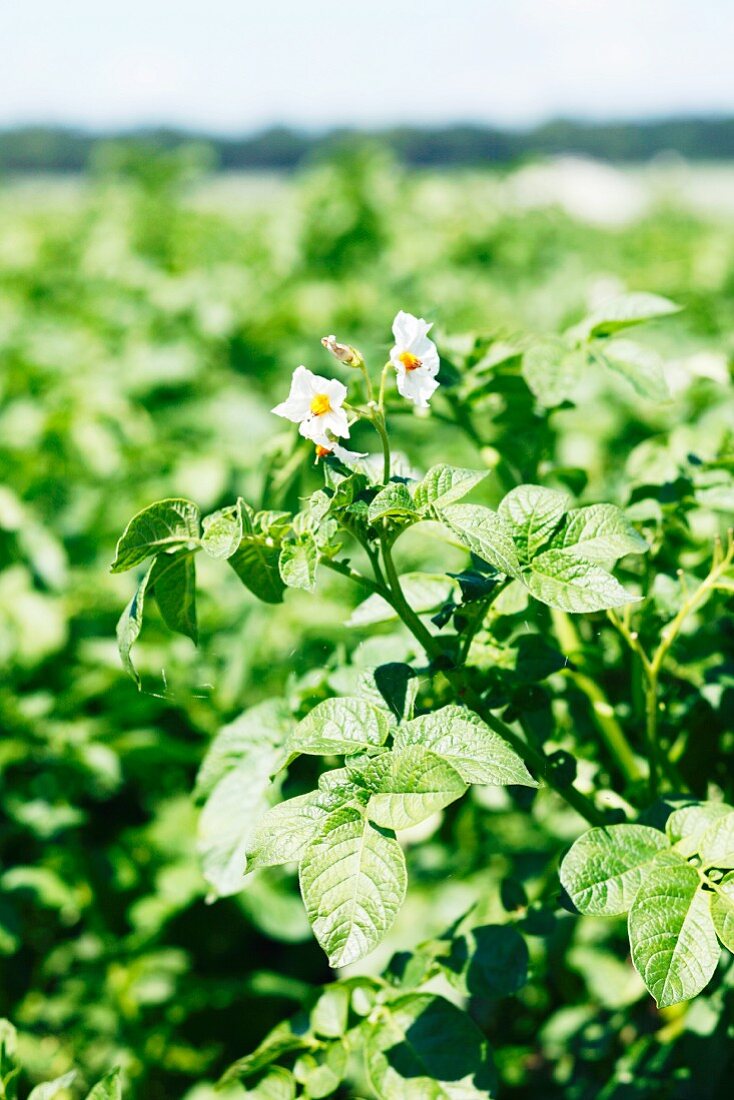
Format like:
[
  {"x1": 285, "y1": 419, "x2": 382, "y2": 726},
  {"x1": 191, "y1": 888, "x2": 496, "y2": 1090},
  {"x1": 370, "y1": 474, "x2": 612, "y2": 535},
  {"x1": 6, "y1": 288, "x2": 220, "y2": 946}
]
[
  {"x1": 315, "y1": 444, "x2": 331, "y2": 458},
  {"x1": 398, "y1": 351, "x2": 422, "y2": 372},
  {"x1": 310, "y1": 393, "x2": 332, "y2": 415}
]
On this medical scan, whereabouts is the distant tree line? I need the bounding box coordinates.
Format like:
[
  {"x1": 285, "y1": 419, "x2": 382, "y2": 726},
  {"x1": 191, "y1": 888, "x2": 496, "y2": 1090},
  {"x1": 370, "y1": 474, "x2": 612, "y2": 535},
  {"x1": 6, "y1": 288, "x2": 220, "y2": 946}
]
[{"x1": 2, "y1": 117, "x2": 734, "y2": 173}]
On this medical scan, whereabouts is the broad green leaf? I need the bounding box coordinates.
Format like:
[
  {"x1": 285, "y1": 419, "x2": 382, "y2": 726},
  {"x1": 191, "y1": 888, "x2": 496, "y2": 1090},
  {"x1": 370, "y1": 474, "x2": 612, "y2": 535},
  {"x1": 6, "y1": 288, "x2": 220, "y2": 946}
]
[
  {"x1": 244, "y1": 1067, "x2": 296, "y2": 1100},
  {"x1": 599, "y1": 339, "x2": 670, "y2": 402},
  {"x1": 85, "y1": 1069, "x2": 122, "y2": 1100},
  {"x1": 710, "y1": 870, "x2": 734, "y2": 952},
  {"x1": 451, "y1": 924, "x2": 529, "y2": 998},
  {"x1": 111, "y1": 498, "x2": 200, "y2": 572},
  {"x1": 628, "y1": 852, "x2": 719, "y2": 1007},
  {"x1": 116, "y1": 560, "x2": 155, "y2": 686},
  {"x1": 294, "y1": 1040, "x2": 348, "y2": 1099},
  {"x1": 698, "y1": 812, "x2": 734, "y2": 869},
  {"x1": 498, "y1": 484, "x2": 569, "y2": 561},
  {"x1": 439, "y1": 504, "x2": 521, "y2": 579},
  {"x1": 665, "y1": 801, "x2": 733, "y2": 857},
  {"x1": 413, "y1": 465, "x2": 488, "y2": 511},
  {"x1": 395, "y1": 706, "x2": 536, "y2": 787},
  {"x1": 364, "y1": 993, "x2": 496, "y2": 1099},
  {"x1": 574, "y1": 292, "x2": 681, "y2": 339},
  {"x1": 522, "y1": 341, "x2": 584, "y2": 408},
  {"x1": 246, "y1": 793, "x2": 330, "y2": 871},
  {"x1": 289, "y1": 697, "x2": 390, "y2": 756},
  {"x1": 229, "y1": 502, "x2": 286, "y2": 604},
  {"x1": 28, "y1": 1071, "x2": 77, "y2": 1100},
  {"x1": 347, "y1": 746, "x2": 467, "y2": 830},
  {"x1": 527, "y1": 548, "x2": 637, "y2": 612},
  {"x1": 219, "y1": 1021, "x2": 315, "y2": 1085},
  {"x1": 310, "y1": 985, "x2": 350, "y2": 1039},
  {"x1": 348, "y1": 573, "x2": 457, "y2": 627},
  {"x1": 201, "y1": 504, "x2": 243, "y2": 560},
  {"x1": 150, "y1": 550, "x2": 197, "y2": 643},
  {"x1": 299, "y1": 806, "x2": 407, "y2": 967},
  {"x1": 367, "y1": 483, "x2": 419, "y2": 524},
  {"x1": 196, "y1": 701, "x2": 292, "y2": 896},
  {"x1": 368, "y1": 662, "x2": 418, "y2": 723},
  {"x1": 552, "y1": 504, "x2": 648, "y2": 564},
  {"x1": 560, "y1": 824, "x2": 669, "y2": 915},
  {"x1": 279, "y1": 537, "x2": 319, "y2": 592}
]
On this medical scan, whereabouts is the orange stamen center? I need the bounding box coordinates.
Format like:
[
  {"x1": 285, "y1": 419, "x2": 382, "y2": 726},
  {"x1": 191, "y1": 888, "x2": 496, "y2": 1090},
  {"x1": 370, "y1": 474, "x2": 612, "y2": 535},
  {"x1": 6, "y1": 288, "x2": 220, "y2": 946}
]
[
  {"x1": 310, "y1": 393, "x2": 332, "y2": 415},
  {"x1": 398, "y1": 351, "x2": 422, "y2": 372},
  {"x1": 315, "y1": 444, "x2": 331, "y2": 458}
]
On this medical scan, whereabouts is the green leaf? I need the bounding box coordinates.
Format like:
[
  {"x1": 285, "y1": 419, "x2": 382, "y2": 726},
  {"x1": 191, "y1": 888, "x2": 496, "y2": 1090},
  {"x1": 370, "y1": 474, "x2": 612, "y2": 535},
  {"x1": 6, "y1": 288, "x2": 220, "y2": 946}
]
[
  {"x1": 85, "y1": 1069, "x2": 122, "y2": 1100},
  {"x1": 201, "y1": 504, "x2": 243, "y2": 560},
  {"x1": 598, "y1": 339, "x2": 670, "y2": 401},
  {"x1": 310, "y1": 985, "x2": 351, "y2": 1039},
  {"x1": 196, "y1": 701, "x2": 292, "y2": 896},
  {"x1": 348, "y1": 573, "x2": 457, "y2": 627},
  {"x1": 370, "y1": 662, "x2": 418, "y2": 724},
  {"x1": 28, "y1": 1071, "x2": 77, "y2": 1100},
  {"x1": 299, "y1": 806, "x2": 407, "y2": 967},
  {"x1": 522, "y1": 341, "x2": 585, "y2": 408},
  {"x1": 413, "y1": 465, "x2": 488, "y2": 511},
  {"x1": 697, "y1": 811, "x2": 734, "y2": 869},
  {"x1": 244, "y1": 1067, "x2": 296, "y2": 1100},
  {"x1": 347, "y1": 746, "x2": 467, "y2": 830},
  {"x1": 219, "y1": 1021, "x2": 315, "y2": 1085},
  {"x1": 551, "y1": 504, "x2": 648, "y2": 564},
  {"x1": 498, "y1": 484, "x2": 569, "y2": 561},
  {"x1": 294, "y1": 1040, "x2": 348, "y2": 1099},
  {"x1": 452, "y1": 924, "x2": 529, "y2": 998},
  {"x1": 395, "y1": 705, "x2": 536, "y2": 787},
  {"x1": 116, "y1": 560, "x2": 155, "y2": 686},
  {"x1": 367, "y1": 483, "x2": 419, "y2": 525},
  {"x1": 575, "y1": 292, "x2": 681, "y2": 339},
  {"x1": 710, "y1": 870, "x2": 734, "y2": 952},
  {"x1": 246, "y1": 793, "x2": 330, "y2": 871},
  {"x1": 150, "y1": 551, "x2": 197, "y2": 643},
  {"x1": 229, "y1": 502, "x2": 286, "y2": 604},
  {"x1": 289, "y1": 697, "x2": 390, "y2": 756},
  {"x1": 111, "y1": 498, "x2": 200, "y2": 573},
  {"x1": 665, "y1": 801, "x2": 733, "y2": 857},
  {"x1": 628, "y1": 851, "x2": 719, "y2": 1007},
  {"x1": 279, "y1": 537, "x2": 319, "y2": 592},
  {"x1": 527, "y1": 549, "x2": 638, "y2": 612},
  {"x1": 560, "y1": 824, "x2": 669, "y2": 915},
  {"x1": 439, "y1": 504, "x2": 522, "y2": 579},
  {"x1": 364, "y1": 993, "x2": 496, "y2": 1099}
]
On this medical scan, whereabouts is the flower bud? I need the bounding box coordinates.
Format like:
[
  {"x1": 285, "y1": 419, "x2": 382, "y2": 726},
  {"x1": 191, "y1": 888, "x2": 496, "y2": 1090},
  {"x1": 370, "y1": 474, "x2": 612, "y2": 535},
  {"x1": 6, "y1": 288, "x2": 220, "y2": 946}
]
[{"x1": 321, "y1": 334, "x2": 365, "y2": 369}]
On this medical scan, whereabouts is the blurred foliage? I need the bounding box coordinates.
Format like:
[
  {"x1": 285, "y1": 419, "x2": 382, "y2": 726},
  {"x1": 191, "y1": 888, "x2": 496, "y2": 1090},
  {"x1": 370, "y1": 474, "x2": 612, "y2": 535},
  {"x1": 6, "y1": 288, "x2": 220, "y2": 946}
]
[{"x1": 0, "y1": 143, "x2": 733, "y2": 1097}]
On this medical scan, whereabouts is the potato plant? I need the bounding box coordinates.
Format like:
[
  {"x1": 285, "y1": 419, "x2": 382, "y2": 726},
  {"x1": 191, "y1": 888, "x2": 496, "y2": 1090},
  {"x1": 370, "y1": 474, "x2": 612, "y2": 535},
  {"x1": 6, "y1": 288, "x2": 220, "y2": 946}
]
[{"x1": 112, "y1": 294, "x2": 734, "y2": 1098}]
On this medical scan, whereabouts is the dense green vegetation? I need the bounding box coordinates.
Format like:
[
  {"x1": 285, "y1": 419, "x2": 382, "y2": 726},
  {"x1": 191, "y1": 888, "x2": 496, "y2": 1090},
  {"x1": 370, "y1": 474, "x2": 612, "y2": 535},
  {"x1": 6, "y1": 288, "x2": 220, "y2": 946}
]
[{"x1": 1, "y1": 146, "x2": 733, "y2": 1098}]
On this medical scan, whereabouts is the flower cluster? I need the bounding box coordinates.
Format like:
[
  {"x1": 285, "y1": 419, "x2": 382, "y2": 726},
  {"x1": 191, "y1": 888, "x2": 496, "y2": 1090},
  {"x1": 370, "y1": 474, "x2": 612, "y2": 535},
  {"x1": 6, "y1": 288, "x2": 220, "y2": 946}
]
[{"x1": 272, "y1": 311, "x2": 440, "y2": 461}]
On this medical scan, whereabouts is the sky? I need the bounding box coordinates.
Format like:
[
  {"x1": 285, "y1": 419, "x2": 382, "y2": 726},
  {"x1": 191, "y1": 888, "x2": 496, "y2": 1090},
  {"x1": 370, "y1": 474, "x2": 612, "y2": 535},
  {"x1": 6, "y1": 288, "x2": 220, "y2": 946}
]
[{"x1": 2, "y1": 0, "x2": 733, "y2": 133}]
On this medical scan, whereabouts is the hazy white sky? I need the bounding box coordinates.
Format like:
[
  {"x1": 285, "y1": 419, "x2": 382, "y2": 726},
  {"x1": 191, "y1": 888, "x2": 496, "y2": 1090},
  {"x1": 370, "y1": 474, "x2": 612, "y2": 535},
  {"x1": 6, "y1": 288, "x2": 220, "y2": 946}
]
[{"x1": 2, "y1": 0, "x2": 733, "y2": 131}]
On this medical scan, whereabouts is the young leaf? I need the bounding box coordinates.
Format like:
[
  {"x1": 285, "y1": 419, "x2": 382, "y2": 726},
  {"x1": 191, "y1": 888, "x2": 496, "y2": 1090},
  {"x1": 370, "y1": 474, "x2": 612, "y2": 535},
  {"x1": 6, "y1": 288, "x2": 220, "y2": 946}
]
[
  {"x1": 28, "y1": 1071, "x2": 77, "y2": 1100},
  {"x1": 395, "y1": 705, "x2": 536, "y2": 787},
  {"x1": 551, "y1": 504, "x2": 648, "y2": 564},
  {"x1": 294, "y1": 1040, "x2": 348, "y2": 1099},
  {"x1": 347, "y1": 745, "x2": 467, "y2": 830},
  {"x1": 85, "y1": 1068, "x2": 122, "y2": 1100},
  {"x1": 574, "y1": 292, "x2": 681, "y2": 340},
  {"x1": 219, "y1": 1021, "x2": 315, "y2": 1085},
  {"x1": 150, "y1": 550, "x2": 198, "y2": 643},
  {"x1": 367, "y1": 483, "x2": 419, "y2": 525},
  {"x1": 201, "y1": 504, "x2": 243, "y2": 560},
  {"x1": 665, "y1": 801, "x2": 732, "y2": 857},
  {"x1": 348, "y1": 573, "x2": 457, "y2": 627},
  {"x1": 710, "y1": 870, "x2": 734, "y2": 952},
  {"x1": 364, "y1": 993, "x2": 496, "y2": 1100},
  {"x1": 560, "y1": 824, "x2": 669, "y2": 915},
  {"x1": 229, "y1": 501, "x2": 286, "y2": 604},
  {"x1": 439, "y1": 504, "x2": 522, "y2": 579},
  {"x1": 111, "y1": 498, "x2": 200, "y2": 573},
  {"x1": 246, "y1": 793, "x2": 330, "y2": 872},
  {"x1": 116, "y1": 560, "x2": 155, "y2": 686},
  {"x1": 697, "y1": 811, "x2": 734, "y2": 869},
  {"x1": 310, "y1": 985, "x2": 350, "y2": 1038},
  {"x1": 243, "y1": 1066, "x2": 296, "y2": 1099},
  {"x1": 289, "y1": 697, "x2": 390, "y2": 756},
  {"x1": 279, "y1": 537, "x2": 319, "y2": 592},
  {"x1": 522, "y1": 341, "x2": 585, "y2": 408},
  {"x1": 527, "y1": 548, "x2": 638, "y2": 612},
  {"x1": 628, "y1": 851, "x2": 719, "y2": 1008},
  {"x1": 196, "y1": 701, "x2": 292, "y2": 896},
  {"x1": 598, "y1": 339, "x2": 670, "y2": 402},
  {"x1": 299, "y1": 805, "x2": 407, "y2": 967},
  {"x1": 498, "y1": 484, "x2": 569, "y2": 561},
  {"x1": 413, "y1": 465, "x2": 488, "y2": 511}
]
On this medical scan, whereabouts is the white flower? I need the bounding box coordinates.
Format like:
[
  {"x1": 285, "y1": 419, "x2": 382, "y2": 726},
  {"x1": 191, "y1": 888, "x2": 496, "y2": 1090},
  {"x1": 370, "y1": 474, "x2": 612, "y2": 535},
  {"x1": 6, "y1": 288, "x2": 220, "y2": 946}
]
[
  {"x1": 272, "y1": 366, "x2": 350, "y2": 445},
  {"x1": 315, "y1": 441, "x2": 367, "y2": 467},
  {"x1": 389, "y1": 310, "x2": 440, "y2": 408}
]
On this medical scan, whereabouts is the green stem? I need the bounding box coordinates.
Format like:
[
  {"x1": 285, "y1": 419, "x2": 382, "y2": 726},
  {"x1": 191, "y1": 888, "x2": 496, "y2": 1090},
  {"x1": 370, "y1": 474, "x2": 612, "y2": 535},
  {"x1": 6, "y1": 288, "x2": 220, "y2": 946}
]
[{"x1": 372, "y1": 414, "x2": 392, "y2": 484}]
